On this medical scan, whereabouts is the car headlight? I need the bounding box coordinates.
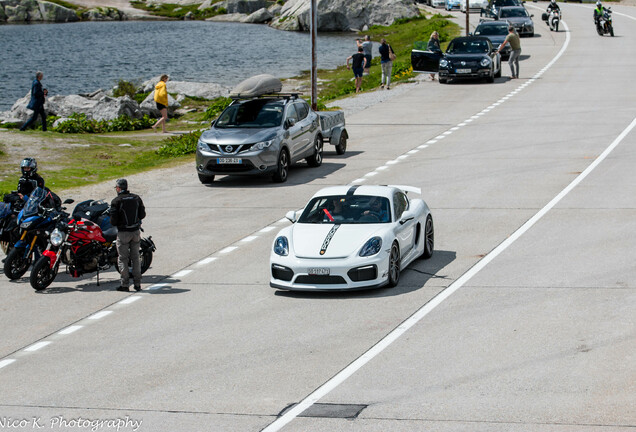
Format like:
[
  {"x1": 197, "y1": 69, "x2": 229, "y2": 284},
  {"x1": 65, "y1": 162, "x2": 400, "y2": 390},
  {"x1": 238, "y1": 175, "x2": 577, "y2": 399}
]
[
  {"x1": 273, "y1": 236, "x2": 289, "y2": 256},
  {"x1": 439, "y1": 59, "x2": 448, "y2": 68},
  {"x1": 359, "y1": 237, "x2": 382, "y2": 257},
  {"x1": 250, "y1": 140, "x2": 274, "y2": 152},
  {"x1": 480, "y1": 58, "x2": 491, "y2": 67},
  {"x1": 20, "y1": 220, "x2": 32, "y2": 229},
  {"x1": 197, "y1": 139, "x2": 211, "y2": 151},
  {"x1": 50, "y1": 228, "x2": 64, "y2": 246}
]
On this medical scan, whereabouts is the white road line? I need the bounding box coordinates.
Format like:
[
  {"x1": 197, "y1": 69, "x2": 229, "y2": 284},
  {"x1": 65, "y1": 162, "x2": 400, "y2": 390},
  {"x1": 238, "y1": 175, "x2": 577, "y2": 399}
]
[
  {"x1": 241, "y1": 236, "x2": 258, "y2": 242},
  {"x1": 119, "y1": 296, "x2": 142, "y2": 305},
  {"x1": 148, "y1": 283, "x2": 169, "y2": 290},
  {"x1": 0, "y1": 359, "x2": 16, "y2": 369},
  {"x1": 352, "y1": 178, "x2": 366, "y2": 183},
  {"x1": 407, "y1": 150, "x2": 419, "y2": 154},
  {"x1": 24, "y1": 341, "x2": 51, "y2": 352},
  {"x1": 58, "y1": 326, "x2": 83, "y2": 335},
  {"x1": 397, "y1": 155, "x2": 409, "y2": 160},
  {"x1": 435, "y1": 135, "x2": 446, "y2": 139},
  {"x1": 259, "y1": 227, "x2": 276, "y2": 233},
  {"x1": 426, "y1": 140, "x2": 437, "y2": 144},
  {"x1": 262, "y1": 19, "x2": 578, "y2": 432},
  {"x1": 418, "y1": 145, "x2": 429, "y2": 149},
  {"x1": 364, "y1": 172, "x2": 378, "y2": 177},
  {"x1": 219, "y1": 246, "x2": 237, "y2": 254},
  {"x1": 196, "y1": 257, "x2": 217, "y2": 266},
  {"x1": 88, "y1": 311, "x2": 112, "y2": 320},
  {"x1": 376, "y1": 166, "x2": 389, "y2": 171},
  {"x1": 385, "y1": 160, "x2": 398, "y2": 165},
  {"x1": 172, "y1": 269, "x2": 193, "y2": 278}
]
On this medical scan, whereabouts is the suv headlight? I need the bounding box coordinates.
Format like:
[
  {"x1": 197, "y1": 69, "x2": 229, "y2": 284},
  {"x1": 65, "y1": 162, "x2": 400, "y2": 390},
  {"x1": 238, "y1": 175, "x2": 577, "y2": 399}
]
[
  {"x1": 197, "y1": 139, "x2": 211, "y2": 151},
  {"x1": 480, "y1": 58, "x2": 491, "y2": 67},
  {"x1": 250, "y1": 140, "x2": 274, "y2": 152},
  {"x1": 50, "y1": 228, "x2": 64, "y2": 246},
  {"x1": 359, "y1": 237, "x2": 382, "y2": 257},
  {"x1": 274, "y1": 236, "x2": 289, "y2": 256}
]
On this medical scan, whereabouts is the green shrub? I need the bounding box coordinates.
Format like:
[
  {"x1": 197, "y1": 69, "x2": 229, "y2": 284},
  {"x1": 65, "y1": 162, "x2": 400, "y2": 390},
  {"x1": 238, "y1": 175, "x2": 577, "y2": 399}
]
[
  {"x1": 202, "y1": 97, "x2": 232, "y2": 121},
  {"x1": 52, "y1": 113, "x2": 155, "y2": 134},
  {"x1": 134, "y1": 91, "x2": 150, "y2": 104},
  {"x1": 156, "y1": 130, "x2": 202, "y2": 157},
  {"x1": 113, "y1": 80, "x2": 138, "y2": 98}
]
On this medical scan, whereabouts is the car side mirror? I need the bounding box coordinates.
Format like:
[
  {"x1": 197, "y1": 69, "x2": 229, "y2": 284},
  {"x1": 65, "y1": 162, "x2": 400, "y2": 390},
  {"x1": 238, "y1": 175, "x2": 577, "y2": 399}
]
[
  {"x1": 285, "y1": 118, "x2": 296, "y2": 129},
  {"x1": 210, "y1": 119, "x2": 216, "y2": 127},
  {"x1": 530, "y1": 13, "x2": 534, "y2": 17},
  {"x1": 285, "y1": 210, "x2": 297, "y2": 223},
  {"x1": 399, "y1": 216, "x2": 414, "y2": 225}
]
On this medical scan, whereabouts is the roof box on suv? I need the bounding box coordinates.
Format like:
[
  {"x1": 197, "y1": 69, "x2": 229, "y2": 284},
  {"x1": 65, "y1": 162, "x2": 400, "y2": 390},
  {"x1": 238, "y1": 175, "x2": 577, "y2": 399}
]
[{"x1": 230, "y1": 74, "x2": 282, "y2": 99}]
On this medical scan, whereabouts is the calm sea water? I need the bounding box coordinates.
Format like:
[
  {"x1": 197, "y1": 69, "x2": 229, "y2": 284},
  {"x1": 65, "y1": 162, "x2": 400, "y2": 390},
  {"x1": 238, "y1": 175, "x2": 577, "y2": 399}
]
[{"x1": 0, "y1": 21, "x2": 356, "y2": 111}]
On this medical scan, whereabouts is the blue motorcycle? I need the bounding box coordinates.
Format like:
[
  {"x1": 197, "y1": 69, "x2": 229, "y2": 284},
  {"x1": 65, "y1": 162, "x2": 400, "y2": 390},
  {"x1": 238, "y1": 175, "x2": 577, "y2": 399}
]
[{"x1": 3, "y1": 188, "x2": 71, "y2": 280}]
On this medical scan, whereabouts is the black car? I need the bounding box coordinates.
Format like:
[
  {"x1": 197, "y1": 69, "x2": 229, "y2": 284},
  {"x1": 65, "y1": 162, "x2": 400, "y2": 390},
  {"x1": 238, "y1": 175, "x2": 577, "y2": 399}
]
[
  {"x1": 482, "y1": 0, "x2": 523, "y2": 18},
  {"x1": 411, "y1": 36, "x2": 501, "y2": 83},
  {"x1": 473, "y1": 20, "x2": 512, "y2": 59}
]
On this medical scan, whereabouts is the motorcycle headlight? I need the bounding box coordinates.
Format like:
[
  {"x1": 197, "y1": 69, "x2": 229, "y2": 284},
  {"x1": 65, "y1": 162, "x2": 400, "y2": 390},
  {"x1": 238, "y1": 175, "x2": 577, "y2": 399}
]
[
  {"x1": 197, "y1": 139, "x2": 211, "y2": 151},
  {"x1": 359, "y1": 237, "x2": 382, "y2": 257},
  {"x1": 273, "y1": 236, "x2": 289, "y2": 256},
  {"x1": 480, "y1": 58, "x2": 491, "y2": 67},
  {"x1": 20, "y1": 220, "x2": 32, "y2": 229},
  {"x1": 50, "y1": 228, "x2": 64, "y2": 246},
  {"x1": 439, "y1": 59, "x2": 449, "y2": 68},
  {"x1": 250, "y1": 140, "x2": 274, "y2": 152}
]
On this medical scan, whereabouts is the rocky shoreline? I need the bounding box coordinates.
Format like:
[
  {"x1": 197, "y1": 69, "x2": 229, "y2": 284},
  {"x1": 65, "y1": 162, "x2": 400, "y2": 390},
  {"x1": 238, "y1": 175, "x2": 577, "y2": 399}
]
[{"x1": 0, "y1": 0, "x2": 420, "y2": 31}]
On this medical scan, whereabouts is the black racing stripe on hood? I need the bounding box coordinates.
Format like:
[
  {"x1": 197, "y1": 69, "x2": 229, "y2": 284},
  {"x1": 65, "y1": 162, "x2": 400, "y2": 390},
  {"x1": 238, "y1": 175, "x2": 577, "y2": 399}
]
[
  {"x1": 346, "y1": 185, "x2": 360, "y2": 196},
  {"x1": 320, "y1": 224, "x2": 340, "y2": 255}
]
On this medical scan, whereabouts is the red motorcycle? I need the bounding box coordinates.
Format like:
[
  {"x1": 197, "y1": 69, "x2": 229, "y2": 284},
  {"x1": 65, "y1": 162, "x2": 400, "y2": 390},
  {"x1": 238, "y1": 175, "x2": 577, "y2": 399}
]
[{"x1": 29, "y1": 201, "x2": 155, "y2": 291}]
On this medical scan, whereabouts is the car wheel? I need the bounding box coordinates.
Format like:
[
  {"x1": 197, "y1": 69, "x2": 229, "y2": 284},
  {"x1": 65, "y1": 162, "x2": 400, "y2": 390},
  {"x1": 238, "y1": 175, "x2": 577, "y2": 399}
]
[
  {"x1": 306, "y1": 135, "x2": 323, "y2": 167},
  {"x1": 198, "y1": 173, "x2": 215, "y2": 184},
  {"x1": 387, "y1": 243, "x2": 400, "y2": 288},
  {"x1": 335, "y1": 134, "x2": 347, "y2": 155},
  {"x1": 272, "y1": 149, "x2": 289, "y2": 183},
  {"x1": 422, "y1": 215, "x2": 434, "y2": 259}
]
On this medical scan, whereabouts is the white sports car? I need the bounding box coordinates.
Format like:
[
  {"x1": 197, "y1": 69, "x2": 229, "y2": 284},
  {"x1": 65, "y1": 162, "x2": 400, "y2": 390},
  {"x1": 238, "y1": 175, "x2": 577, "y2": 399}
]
[{"x1": 270, "y1": 185, "x2": 434, "y2": 291}]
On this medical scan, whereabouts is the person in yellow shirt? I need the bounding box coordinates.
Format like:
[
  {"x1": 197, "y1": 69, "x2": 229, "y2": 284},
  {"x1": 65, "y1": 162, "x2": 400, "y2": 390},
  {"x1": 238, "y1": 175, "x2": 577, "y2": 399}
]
[{"x1": 152, "y1": 74, "x2": 169, "y2": 133}]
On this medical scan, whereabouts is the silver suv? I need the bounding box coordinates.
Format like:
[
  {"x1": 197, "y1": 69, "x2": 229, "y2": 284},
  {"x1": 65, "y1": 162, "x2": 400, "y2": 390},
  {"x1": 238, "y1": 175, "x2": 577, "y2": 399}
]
[{"x1": 196, "y1": 96, "x2": 322, "y2": 183}]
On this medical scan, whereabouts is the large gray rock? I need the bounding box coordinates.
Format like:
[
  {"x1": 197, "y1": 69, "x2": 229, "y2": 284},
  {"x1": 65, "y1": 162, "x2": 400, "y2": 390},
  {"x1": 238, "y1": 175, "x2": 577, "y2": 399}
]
[
  {"x1": 81, "y1": 7, "x2": 126, "y2": 20},
  {"x1": 225, "y1": 0, "x2": 266, "y2": 14},
  {"x1": 91, "y1": 95, "x2": 141, "y2": 121},
  {"x1": 270, "y1": 0, "x2": 420, "y2": 31},
  {"x1": 0, "y1": 0, "x2": 78, "y2": 22},
  {"x1": 205, "y1": 12, "x2": 245, "y2": 22},
  {"x1": 241, "y1": 7, "x2": 272, "y2": 23},
  {"x1": 39, "y1": 0, "x2": 78, "y2": 21}
]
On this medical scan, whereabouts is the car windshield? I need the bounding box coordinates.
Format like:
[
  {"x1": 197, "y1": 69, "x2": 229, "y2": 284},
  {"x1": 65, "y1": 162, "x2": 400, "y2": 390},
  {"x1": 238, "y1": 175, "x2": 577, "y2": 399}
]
[
  {"x1": 298, "y1": 195, "x2": 391, "y2": 224},
  {"x1": 500, "y1": 7, "x2": 528, "y2": 17},
  {"x1": 215, "y1": 99, "x2": 284, "y2": 129},
  {"x1": 475, "y1": 25, "x2": 509, "y2": 36},
  {"x1": 447, "y1": 39, "x2": 490, "y2": 54}
]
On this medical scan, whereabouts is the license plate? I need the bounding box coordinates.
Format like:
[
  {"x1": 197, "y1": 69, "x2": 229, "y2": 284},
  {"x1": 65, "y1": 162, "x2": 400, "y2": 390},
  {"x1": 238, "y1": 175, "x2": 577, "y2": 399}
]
[
  {"x1": 456, "y1": 68, "x2": 471, "y2": 74},
  {"x1": 217, "y1": 158, "x2": 242, "y2": 164},
  {"x1": 308, "y1": 267, "x2": 330, "y2": 275}
]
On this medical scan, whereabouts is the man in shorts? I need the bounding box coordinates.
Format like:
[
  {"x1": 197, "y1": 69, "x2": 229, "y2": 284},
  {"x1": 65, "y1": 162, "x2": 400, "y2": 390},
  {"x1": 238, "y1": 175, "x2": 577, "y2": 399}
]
[{"x1": 346, "y1": 46, "x2": 367, "y2": 93}]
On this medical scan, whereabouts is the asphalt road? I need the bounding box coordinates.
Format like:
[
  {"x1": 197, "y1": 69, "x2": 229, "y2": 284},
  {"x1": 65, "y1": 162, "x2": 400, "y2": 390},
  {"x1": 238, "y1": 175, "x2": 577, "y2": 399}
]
[{"x1": 1, "y1": 4, "x2": 635, "y2": 432}]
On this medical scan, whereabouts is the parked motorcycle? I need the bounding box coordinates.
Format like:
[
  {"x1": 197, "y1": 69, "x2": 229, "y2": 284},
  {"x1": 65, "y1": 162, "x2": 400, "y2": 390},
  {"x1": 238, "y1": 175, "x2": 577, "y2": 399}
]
[
  {"x1": 0, "y1": 194, "x2": 26, "y2": 255},
  {"x1": 3, "y1": 188, "x2": 71, "y2": 280},
  {"x1": 29, "y1": 199, "x2": 155, "y2": 291},
  {"x1": 542, "y1": 9, "x2": 561, "y2": 32},
  {"x1": 596, "y1": 7, "x2": 614, "y2": 36}
]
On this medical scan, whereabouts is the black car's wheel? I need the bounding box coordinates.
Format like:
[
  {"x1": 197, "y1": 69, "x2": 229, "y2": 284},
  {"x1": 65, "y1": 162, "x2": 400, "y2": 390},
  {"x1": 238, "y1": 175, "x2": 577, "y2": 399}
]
[
  {"x1": 198, "y1": 173, "x2": 215, "y2": 184},
  {"x1": 387, "y1": 243, "x2": 401, "y2": 288},
  {"x1": 4, "y1": 247, "x2": 31, "y2": 280},
  {"x1": 335, "y1": 134, "x2": 347, "y2": 155},
  {"x1": 422, "y1": 215, "x2": 434, "y2": 259},
  {"x1": 30, "y1": 256, "x2": 58, "y2": 291},
  {"x1": 272, "y1": 149, "x2": 289, "y2": 183},
  {"x1": 306, "y1": 135, "x2": 323, "y2": 167}
]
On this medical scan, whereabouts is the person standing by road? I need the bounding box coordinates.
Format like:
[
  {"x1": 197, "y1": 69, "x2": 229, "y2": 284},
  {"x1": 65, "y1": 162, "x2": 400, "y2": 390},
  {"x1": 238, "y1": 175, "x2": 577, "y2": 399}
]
[
  {"x1": 346, "y1": 46, "x2": 367, "y2": 93},
  {"x1": 427, "y1": 31, "x2": 442, "y2": 81},
  {"x1": 357, "y1": 35, "x2": 373, "y2": 75},
  {"x1": 152, "y1": 74, "x2": 169, "y2": 133},
  {"x1": 110, "y1": 179, "x2": 146, "y2": 292},
  {"x1": 498, "y1": 26, "x2": 521, "y2": 79},
  {"x1": 20, "y1": 71, "x2": 48, "y2": 132},
  {"x1": 378, "y1": 39, "x2": 394, "y2": 90}
]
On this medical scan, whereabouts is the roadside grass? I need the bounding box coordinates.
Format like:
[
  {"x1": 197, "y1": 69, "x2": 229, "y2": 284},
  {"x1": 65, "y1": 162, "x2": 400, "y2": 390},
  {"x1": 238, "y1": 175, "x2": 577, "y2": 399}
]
[{"x1": 0, "y1": 14, "x2": 460, "y2": 195}]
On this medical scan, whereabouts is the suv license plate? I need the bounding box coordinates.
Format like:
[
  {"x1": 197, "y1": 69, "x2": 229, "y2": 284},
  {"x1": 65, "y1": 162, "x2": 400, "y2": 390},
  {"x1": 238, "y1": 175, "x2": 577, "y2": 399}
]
[
  {"x1": 217, "y1": 158, "x2": 242, "y2": 164},
  {"x1": 308, "y1": 267, "x2": 330, "y2": 276},
  {"x1": 456, "y1": 68, "x2": 471, "y2": 74}
]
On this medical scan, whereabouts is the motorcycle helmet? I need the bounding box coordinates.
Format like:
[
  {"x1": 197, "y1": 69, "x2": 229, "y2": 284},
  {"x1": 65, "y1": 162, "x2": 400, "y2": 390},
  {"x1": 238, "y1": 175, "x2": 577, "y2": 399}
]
[
  {"x1": 596, "y1": 1, "x2": 602, "y2": 6},
  {"x1": 20, "y1": 157, "x2": 37, "y2": 177},
  {"x1": 551, "y1": 0, "x2": 556, "y2": 4}
]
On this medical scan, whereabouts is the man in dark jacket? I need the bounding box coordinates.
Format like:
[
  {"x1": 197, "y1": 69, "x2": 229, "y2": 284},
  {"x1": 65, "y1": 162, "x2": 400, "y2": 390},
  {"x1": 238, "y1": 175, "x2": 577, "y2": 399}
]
[
  {"x1": 110, "y1": 179, "x2": 146, "y2": 292},
  {"x1": 20, "y1": 71, "x2": 48, "y2": 132}
]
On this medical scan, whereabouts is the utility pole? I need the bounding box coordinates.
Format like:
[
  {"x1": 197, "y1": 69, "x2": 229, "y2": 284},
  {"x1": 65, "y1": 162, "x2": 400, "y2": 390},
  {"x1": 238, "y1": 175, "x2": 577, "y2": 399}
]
[
  {"x1": 465, "y1": 0, "x2": 470, "y2": 35},
  {"x1": 311, "y1": 0, "x2": 317, "y2": 111}
]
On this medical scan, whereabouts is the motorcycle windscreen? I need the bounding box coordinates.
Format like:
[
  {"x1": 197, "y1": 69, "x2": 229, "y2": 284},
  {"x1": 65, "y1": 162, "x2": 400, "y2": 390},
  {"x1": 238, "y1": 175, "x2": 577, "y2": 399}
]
[{"x1": 411, "y1": 50, "x2": 442, "y2": 73}]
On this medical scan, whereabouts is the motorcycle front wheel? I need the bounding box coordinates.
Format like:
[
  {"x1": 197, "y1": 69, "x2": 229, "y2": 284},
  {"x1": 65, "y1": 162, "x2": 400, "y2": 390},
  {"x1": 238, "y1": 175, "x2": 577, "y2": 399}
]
[
  {"x1": 4, "y1": 247, "x2": 31, "y2": 280},
  {"x1": 30, "y1": 256, "x2": 59, "y2": 291}
]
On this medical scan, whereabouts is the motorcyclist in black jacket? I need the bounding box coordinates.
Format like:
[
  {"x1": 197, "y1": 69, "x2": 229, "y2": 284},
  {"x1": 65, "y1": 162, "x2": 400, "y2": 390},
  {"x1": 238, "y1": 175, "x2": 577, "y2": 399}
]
[
  {"x1": 546, "y1": 0, "x2": 560, "y2": 14},
  {"x1": 17, "y1": 157, "x2": 45, "y2": 200}
]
